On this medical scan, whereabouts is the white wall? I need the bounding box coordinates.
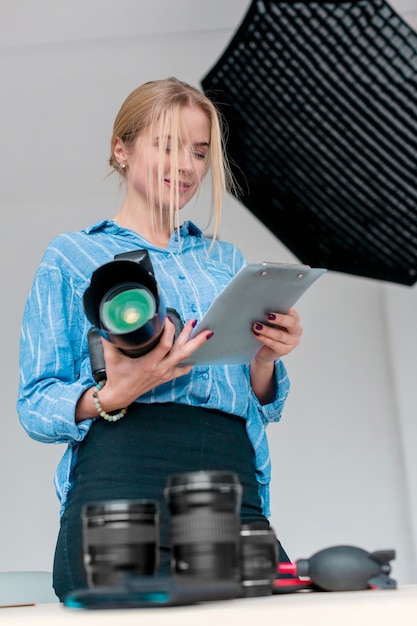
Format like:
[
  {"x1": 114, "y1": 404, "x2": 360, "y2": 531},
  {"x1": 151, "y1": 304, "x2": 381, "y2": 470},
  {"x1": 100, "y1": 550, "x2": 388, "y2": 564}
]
[{"x1": 1, "y1": 0, "x2": 416, "y2": 587}]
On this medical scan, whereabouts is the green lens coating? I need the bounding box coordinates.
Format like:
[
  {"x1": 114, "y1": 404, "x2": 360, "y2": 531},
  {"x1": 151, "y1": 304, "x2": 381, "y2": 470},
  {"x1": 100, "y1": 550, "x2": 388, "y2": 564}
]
[{"x1": 101, "y1": 287, "x2": 156, "y2": 333}]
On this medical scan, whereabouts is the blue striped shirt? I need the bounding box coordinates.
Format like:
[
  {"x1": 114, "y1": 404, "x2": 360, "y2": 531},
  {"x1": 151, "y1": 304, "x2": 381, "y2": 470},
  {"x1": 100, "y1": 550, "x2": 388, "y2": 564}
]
[{"x1": 17, "y1": 219, "x2": 290, "y2": 517}]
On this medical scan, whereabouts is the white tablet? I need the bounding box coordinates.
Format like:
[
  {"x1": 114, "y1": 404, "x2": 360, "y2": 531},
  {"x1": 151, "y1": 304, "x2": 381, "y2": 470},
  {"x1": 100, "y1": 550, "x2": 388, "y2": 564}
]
[{"x1": 181, "y1": 262, "x2": 326, "y2": 366}]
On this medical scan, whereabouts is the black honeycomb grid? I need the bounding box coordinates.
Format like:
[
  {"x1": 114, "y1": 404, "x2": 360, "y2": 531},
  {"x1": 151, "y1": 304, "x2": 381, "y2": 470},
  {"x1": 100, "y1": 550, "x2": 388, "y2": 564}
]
[{"x1": 202, "y1": 0, "x2": 417, "y2": 284}]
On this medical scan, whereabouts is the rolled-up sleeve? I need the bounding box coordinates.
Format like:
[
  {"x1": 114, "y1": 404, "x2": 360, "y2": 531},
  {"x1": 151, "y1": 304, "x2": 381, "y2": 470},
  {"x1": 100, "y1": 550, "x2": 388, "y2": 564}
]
[
  {"x1": 245, "y1": 358, "x2": 290, "y2": 424},
  {"x1": 242, "y1": 359, "x2": 290, "y2": 516},
  {"x1": 17, "y1": 265, "x2": 94, "y2": 443}
]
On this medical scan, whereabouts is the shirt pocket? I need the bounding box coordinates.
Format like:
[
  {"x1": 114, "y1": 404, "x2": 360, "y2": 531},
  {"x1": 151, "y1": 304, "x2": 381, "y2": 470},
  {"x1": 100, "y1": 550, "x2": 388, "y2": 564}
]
[{"x1": 203, "y1": 260, "x2": 236, "y2": 295}]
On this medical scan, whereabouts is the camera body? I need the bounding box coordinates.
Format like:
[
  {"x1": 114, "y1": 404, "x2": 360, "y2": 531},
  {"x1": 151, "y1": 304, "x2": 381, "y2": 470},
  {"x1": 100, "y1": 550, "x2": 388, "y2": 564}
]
[
  {"x1": 83, "y1": 249, "x2": 166, "y2": 359},
  {"x1": 83, "y1": 249, "x2": 183, "y2": 380}
]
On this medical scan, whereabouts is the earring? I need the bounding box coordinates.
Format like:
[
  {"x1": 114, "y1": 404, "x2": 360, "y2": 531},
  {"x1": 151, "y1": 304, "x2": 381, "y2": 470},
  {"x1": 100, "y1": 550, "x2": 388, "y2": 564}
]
[{"x1": 119, "y1": 162, "x2": 126, "y2": 169}]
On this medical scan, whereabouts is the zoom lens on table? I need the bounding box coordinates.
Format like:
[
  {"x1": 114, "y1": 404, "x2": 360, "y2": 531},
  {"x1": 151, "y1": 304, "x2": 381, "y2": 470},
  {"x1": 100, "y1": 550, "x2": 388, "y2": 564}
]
[
  {"x1": 164, "y1": 470, "x2": 242, "y2": 582},
  {"x1": 82, "y1": 499, "x2": 160, "y2": 587}
]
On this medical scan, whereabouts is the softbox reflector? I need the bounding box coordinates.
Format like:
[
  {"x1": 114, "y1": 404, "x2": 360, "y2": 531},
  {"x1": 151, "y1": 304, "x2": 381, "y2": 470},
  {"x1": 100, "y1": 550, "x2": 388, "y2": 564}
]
[{"x1": 202, "y1": 0, "x2": 417, "y2": 285}]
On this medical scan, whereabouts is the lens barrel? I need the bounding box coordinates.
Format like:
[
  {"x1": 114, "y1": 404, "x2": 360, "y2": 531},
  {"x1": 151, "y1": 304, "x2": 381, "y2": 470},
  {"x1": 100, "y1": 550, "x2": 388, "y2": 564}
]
[
  {"x1": 164, "y1": 471, "x2": 242, "y2": 581},
  {"x1": 82, "y1": 499, "x2": 160, "y2": 587},
  {"x1": 240, "y1": 522, "x2": 278, "y2": 596},
  {"x1": 83, "y1": 256, "x2": 166, "y2": 357}
]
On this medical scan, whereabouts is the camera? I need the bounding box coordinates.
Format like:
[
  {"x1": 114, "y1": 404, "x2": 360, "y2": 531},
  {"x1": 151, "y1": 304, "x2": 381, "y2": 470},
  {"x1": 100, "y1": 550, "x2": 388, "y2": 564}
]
[{"x1": 83, "y1": 249, "x2": 183, "y2": 380}]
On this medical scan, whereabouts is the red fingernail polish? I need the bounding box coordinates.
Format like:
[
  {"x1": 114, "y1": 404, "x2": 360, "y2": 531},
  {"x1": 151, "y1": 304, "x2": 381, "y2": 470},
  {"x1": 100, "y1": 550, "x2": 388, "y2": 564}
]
[
  {"x1": 192, "y1": 319, "x2": 197, "y2": 328},
  {"x1": 206, "y1": 331, "x2": 214, "y2": 340},
  {"x1": 255, "y1": 323, "x2": 263, "y2": 331},
  {"x1": 267, "y1": 313, "x2": 276, "y2": 321}
]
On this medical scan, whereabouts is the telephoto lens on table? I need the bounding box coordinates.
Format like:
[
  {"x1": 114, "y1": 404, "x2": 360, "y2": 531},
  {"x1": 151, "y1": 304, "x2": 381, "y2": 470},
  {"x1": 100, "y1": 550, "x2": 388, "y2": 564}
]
[{"x1": 164, "y1": 470, "x2": 243, "y2": 582}]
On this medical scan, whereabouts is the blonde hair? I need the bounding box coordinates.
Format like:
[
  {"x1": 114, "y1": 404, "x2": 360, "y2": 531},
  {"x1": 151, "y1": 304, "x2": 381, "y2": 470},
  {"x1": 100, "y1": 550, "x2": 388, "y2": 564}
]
[{"x1": 110, "y1": 77, "x2": 236, "y2": 241}]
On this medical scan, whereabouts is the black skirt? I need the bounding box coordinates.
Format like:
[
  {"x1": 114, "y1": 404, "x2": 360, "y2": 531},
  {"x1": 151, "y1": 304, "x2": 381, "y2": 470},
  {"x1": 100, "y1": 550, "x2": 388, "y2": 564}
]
[{"x1": 53, "y1": 403, "x2": 287, "y2": 600}]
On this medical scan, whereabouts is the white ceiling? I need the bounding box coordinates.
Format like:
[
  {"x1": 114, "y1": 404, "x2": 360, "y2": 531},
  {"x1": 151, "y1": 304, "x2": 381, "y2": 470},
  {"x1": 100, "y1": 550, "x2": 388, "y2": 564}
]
[
  {"x1": 2, "y1": 0, "x2": 416, "y2": 51},
  {"x1": 1, "y1": 0, "x2": 251, "y2": 49}
]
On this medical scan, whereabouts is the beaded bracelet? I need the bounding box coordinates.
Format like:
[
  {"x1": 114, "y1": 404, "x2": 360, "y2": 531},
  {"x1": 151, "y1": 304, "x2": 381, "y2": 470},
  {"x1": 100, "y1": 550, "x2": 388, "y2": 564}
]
[{"x1": 92, "y1": 380, "x2": 128, "y2": 422}]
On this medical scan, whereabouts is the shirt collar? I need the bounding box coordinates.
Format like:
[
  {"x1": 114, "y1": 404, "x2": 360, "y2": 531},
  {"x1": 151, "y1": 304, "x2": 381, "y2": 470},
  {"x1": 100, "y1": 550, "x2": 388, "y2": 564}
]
[
  {"x1": 178, "y1": 221, "x2": 203, "y2": 238},
  {"x1": 83, "y1": 219, "x2": 203, "y2": 239}
]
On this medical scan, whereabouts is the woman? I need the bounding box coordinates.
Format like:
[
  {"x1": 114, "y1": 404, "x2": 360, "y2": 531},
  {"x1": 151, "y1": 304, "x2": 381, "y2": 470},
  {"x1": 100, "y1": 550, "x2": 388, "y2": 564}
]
[{"x1": 17, "y1": 77, "x2": 303, "y2": 600}]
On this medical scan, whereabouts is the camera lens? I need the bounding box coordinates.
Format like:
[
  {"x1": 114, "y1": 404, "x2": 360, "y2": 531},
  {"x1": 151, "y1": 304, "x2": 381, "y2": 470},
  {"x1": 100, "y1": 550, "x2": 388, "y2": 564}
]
[
  {"x1": 82, "y1": 499, "x2": 160, "y2": 587},
  {"x1": 240, "y1": 522, "x2": 278, "y2": 596},
  {"x1": 100, "y1": 283, "x2": 156, "y2": 334},
  {"x1": 164, "y1": 471, "x2": 242, "y2": 582}
]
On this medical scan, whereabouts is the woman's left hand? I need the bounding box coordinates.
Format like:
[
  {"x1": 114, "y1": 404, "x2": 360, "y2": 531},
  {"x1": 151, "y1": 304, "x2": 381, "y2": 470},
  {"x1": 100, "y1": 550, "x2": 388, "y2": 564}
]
[{"x1": 252, "y1": 308, "x2": 303, "y2": 364}]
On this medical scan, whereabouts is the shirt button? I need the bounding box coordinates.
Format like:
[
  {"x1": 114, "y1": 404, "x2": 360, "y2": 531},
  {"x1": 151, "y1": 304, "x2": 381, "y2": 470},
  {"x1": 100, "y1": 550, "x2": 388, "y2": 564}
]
[
  {"x1": 190, "y1": 304, "x2": 197, "y2": 313},
  {"x1": 178, "y1": 275, "x2": 185, "y2": 280},
  {"x1": 202, "y1": 373, "x2": 209, "y2": 380}
]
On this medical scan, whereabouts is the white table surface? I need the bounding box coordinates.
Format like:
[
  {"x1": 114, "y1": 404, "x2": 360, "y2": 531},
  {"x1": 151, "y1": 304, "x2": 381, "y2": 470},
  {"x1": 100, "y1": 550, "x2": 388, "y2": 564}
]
[{"x1": 1, "y1": 585, "x2": 416, "y2": 626}]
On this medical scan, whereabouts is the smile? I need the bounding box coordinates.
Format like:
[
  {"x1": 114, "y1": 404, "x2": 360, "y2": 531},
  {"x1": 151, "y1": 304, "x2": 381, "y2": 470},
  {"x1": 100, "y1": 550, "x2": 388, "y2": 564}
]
[{"x1": 164, "y1": 179, "x2": 192, "y2": 193}]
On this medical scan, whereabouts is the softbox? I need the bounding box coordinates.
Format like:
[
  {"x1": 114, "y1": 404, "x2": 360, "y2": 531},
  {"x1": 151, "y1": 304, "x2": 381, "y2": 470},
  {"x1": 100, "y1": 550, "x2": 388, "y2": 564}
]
[{"x1": 201, "y1": 0, "x2": 417, "y2": 285}]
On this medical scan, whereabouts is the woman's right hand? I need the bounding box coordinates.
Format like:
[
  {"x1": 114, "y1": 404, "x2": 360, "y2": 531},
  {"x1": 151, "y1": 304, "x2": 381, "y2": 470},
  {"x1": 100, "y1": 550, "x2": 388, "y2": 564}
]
[{"x1": 75, "y1": 318, "x2": 213, "y2": 422}]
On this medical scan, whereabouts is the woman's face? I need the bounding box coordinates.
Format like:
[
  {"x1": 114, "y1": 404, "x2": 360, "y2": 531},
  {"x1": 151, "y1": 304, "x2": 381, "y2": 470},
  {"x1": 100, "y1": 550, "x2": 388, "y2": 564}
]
[{"x1": 123, "y1": 105, "x2": 211, "y2": 212}]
